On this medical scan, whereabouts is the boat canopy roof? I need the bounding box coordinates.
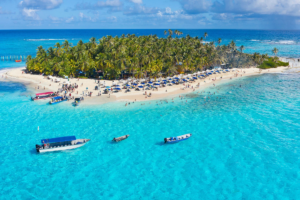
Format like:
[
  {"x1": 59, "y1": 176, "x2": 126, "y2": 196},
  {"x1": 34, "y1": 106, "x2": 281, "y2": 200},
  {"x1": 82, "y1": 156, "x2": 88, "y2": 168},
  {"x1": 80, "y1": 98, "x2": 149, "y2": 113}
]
[
  {"x1": 53, "y1": 96, "x2": 63, "y2": 100},
  {"x1": 36, "y1": 92, "x2": 53, "y2": 96},
  {"x1": 41, "y1": 136, "x2": 76, "y2": 144}
]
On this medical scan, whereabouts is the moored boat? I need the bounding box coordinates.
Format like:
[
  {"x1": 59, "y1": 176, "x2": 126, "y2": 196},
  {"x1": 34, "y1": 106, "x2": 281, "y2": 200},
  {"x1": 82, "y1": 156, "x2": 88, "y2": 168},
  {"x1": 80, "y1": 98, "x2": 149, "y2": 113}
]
[
  {"x1": 164, "y1": 134, "x2": 192, "y2": 143},
  {"x1": 15, "y1": 60, "x2": 22, "y2": 62},
  {"x1": 49, "y1": 96, "x2": 68, "y2": 105},
  {"x1": 113, "y1": 135, "x2": 129, "y2": 142},
  {"x1": 35, "y1": 136, "x2": 90, "y2": 153},
  {"x1": 31, "y1": 92, "x2": 56, "y2": 101},
  {"x1": 74, "y1": 97, "x2": 84, "y2": 106}
]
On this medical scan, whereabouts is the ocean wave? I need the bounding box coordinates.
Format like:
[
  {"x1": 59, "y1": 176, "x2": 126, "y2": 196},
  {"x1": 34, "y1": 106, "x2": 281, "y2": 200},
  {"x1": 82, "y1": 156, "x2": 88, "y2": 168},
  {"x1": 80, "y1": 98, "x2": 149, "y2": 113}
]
[
  {"x1": 250, "y1": 39, "x2": 298, "y2": 45},
  {"x1": 272, "y1": 40, "x2": 296, "y2": 45},
  {"x1": 25, "y1": 39, "x2": 72, "y2": 41}
]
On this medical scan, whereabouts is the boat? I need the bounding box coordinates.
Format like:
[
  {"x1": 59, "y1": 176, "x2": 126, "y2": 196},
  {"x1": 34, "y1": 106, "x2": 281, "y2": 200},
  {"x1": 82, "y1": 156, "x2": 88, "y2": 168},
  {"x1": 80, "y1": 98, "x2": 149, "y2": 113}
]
[
  {"x1": 164, "y1": 134, "x2": 192, "y2": 143},
  {"x1": 49, "y1": 96, "x2": 68, "y2": 105},
  {"x1": 15, "y1": 60, "x2": 22, "y2": 62},
  {"x1": 35, "y1": 136, "x2": 90, "y2": 153},
  {"x1": 113, "y1": 135, "x2": 129, "y2": 142},
  {"x1": 74, "y1": 97, "x2": 84, "y2": 106},
  {"x1": 31, "y1": 92, "x2": 56, "y2": 101}
]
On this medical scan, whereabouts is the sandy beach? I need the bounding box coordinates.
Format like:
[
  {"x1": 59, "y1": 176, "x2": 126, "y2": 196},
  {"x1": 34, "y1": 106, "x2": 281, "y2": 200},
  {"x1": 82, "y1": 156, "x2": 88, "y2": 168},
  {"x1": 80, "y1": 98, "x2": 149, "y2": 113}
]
[{"x1": 1, "y1": 66, "x2": 288, "y2": 105}]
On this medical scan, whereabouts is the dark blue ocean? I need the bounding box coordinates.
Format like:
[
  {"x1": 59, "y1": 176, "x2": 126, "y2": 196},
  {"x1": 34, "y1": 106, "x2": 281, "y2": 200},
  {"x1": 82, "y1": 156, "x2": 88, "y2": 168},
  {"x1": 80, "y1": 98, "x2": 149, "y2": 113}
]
[{"x1": 1, "y1": 30, "x2": 300, "y2": 199}]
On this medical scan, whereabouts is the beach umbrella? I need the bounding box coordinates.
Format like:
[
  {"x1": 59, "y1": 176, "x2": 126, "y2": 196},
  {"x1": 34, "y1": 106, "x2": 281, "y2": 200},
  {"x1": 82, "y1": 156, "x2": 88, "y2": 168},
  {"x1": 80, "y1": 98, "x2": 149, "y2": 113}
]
[
  {"x1": 148, "y1": 81, "x2": 153, "y2": 84},
  {"x1": 174, "y1": 77, "x2": 179, "y2": 80},
  {"x1": 126, "y1": 84, "x2": 130, "y2": 87},
  {"x1": 106, "y1": 86, "x2": 111, "y2": 88},
  {"x1": 193, "y1": 77, "x2": 197, "y2": 79},
  {"x1": 138, "y1": 86, "x2": 143, "y2": 88},
  {"x1": 115, "y1": 88, "x2": 121, "y2": 90},
  {"x1": 154, "y1": 83, "x2": 160, "y2": 85},
  {"x1": 172, "y1": 81, "x2": 176, "y2": 84},
  {"x1": 168, "y1": 78, "x2": 172, "y2": 80},
  {"x1": 133, "y1": 83, "x2": 138, "y2": 85}
]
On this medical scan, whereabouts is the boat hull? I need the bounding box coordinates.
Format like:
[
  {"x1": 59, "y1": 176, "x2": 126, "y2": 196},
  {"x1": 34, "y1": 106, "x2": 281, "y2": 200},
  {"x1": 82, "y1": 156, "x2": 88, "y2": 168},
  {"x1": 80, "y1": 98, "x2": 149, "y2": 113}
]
[
  {"x1": 32, "y1": 96, "x2": 57, "y2": 101},
  {"x1": 38, "y1": 143, "x2": 86, "y2": 153},
  {"x1": 49, "y1": 100, "x2": 67, "y2": 105},
  {"x1": 164, "y1": 134, "x2": 192, "y2": 143}
]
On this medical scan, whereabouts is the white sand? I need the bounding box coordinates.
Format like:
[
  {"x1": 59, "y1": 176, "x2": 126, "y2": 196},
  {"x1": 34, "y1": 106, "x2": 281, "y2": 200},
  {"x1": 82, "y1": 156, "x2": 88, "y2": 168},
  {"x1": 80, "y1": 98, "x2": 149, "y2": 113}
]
[{"x1": 1, "y1": 66, "x2": 288, "y2": 105}]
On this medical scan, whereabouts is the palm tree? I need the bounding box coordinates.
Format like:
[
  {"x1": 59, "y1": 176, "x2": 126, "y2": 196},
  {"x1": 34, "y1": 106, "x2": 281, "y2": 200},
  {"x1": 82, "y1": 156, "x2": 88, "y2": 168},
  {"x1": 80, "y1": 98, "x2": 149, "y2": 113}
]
[
  {"x1": 239, "y1": 45, "x2": 245, "y2": 53},
  {"x1": 218, "y1": 38, "x2": 222, "y2": 45},
  {"x1": 168, "y1": 29, "x2": 173, "y2": 37},
  {"x1": 204, "y1": 32, "x2": 208, "y2": 41},
  {"x1": 27, "y1": 33, "x2": 261, "y2": 77},
  {"x1": 272, "y1": 48, "x2": 278, "y2": 56}
]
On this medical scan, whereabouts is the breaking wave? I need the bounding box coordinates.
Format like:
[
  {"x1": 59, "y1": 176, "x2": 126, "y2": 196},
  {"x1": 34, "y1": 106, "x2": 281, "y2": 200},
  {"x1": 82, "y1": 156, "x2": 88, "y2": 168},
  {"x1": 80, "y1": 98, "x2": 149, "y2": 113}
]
[
  {"x1": 250, "y1": 39, "x2": 298, "y2": 45},
  {"x1": 25, "y1": 38, "x2": 78, "y2": 41}
]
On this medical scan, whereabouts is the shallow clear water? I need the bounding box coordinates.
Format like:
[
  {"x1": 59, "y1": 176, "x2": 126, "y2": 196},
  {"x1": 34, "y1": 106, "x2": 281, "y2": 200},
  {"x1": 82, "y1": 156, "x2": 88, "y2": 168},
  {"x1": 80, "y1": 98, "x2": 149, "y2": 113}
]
[{"x1": 1, "y1": 71, "x2": 300, "y2": 199}]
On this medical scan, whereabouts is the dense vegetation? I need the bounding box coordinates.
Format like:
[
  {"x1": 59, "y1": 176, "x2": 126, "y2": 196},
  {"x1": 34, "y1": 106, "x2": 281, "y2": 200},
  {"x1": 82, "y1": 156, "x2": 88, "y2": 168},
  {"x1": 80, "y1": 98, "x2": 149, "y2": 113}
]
[
  {"x1": 26, "y1": 31, "x2": 280, "y2": 79},
  {"x1": 258, "y1": 57, "x2": 289, "y2": 69}
]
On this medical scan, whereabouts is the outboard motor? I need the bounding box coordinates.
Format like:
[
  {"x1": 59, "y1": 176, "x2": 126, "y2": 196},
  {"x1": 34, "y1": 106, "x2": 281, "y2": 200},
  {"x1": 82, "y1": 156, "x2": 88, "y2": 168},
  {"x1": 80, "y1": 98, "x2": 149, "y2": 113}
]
[
  {"x1": 35, "y1": 144, "x2": 41, "y2": 153},
  {"x1": 164, "y1": 138, "x2": 167, "y2": 143}
]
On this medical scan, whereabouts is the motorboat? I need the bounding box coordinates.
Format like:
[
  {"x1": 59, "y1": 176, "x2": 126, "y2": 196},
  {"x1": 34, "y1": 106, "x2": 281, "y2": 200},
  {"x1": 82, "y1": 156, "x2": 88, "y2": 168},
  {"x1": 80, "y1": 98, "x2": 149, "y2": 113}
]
[
  {"x1": 35, "y1": 136, "x2": 90, "y2": 153},
  {"x1": 49, "y1": 96, "x2": 68, "y2": 105},
  {"x1": 164, "y1": 134, "x2": 192, "y2": 143},
  {"x1": 112, "y1": 135, "x2": 129, "y2": 142},
  {"x1": 31, "y1": 92, "x2": 56, "y2": 101},
  {"x1": 15, "y1": 60, "x2": 22, "y2": 62},
  {"x1": 74, "y1": 97, "x2": 84, "y2": 106}
]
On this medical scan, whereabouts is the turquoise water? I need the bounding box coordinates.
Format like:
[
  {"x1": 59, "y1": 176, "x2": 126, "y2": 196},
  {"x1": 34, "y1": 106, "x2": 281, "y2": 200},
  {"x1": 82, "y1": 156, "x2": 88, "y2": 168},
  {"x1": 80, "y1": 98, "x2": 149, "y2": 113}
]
[{"x1": 1, "y1": 71, "x2": 300, "y2": 199}]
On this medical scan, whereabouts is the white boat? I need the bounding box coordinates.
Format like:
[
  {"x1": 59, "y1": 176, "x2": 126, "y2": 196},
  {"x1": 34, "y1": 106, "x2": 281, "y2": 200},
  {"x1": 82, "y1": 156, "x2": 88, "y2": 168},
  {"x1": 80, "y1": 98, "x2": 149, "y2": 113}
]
[
  {"x1": 35, "y1": 136, "x2": 90, "y2": 153},
  {"x1": 164, "y1": 134, "x2": 192, "y2": 143}
]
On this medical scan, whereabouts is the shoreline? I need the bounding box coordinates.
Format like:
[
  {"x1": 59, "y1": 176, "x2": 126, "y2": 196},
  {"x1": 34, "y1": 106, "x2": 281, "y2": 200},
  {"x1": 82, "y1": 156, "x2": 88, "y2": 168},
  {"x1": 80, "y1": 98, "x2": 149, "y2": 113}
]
[{"x1": 1, "y1": 66, "x2": 289, "y2": 105}]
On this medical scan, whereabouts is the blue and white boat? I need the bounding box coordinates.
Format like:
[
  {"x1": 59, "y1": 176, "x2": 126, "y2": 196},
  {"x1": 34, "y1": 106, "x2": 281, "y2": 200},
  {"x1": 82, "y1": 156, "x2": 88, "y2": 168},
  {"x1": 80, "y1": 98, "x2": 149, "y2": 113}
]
[
  {"x1": 164, "y1": 134, "x2": 192, "y2": 143},
  {"x1": 35, "y1": 136, "x2": 90, "y2": 153},
  {"x1": 49, "y1": 96, "x2": 68, "y2": 105}
]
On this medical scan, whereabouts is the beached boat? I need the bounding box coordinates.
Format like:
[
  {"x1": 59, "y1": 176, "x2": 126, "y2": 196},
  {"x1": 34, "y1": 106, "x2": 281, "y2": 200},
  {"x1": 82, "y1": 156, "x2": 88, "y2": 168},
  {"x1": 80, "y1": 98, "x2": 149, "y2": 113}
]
[
  {"x1": 113, "y1": 135, "x2": 129, "y2": 142},
  {"x1": 74, "y1": 97, "x2": 84, "y2": 106},
  {"x1": 49, "y1": 96, "x2": 68, "y2": 105},
  {"x1": 164, "y1": 134, "x2": 192, "y2": 143},
  {"x1": 35, "y1": 136, "x2": 90, "y2": 153},
  {"x1": 31, "y1": 92, "x2": 56, "y2": 101}
]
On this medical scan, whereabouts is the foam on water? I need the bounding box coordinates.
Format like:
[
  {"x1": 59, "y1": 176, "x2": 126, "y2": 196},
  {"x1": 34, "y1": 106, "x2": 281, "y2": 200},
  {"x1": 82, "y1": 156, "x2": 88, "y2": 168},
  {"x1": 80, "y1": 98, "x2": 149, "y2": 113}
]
[{"x1": 1, "y1": 72, "x2": 300, "y2": 199}]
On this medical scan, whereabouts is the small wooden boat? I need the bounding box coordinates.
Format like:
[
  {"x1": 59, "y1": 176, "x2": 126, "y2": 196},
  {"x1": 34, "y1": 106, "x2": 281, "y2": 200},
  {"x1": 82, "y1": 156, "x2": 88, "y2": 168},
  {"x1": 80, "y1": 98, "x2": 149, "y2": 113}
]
[
  {"x1": 15, "y1": 60, "x2": 22, "y2": 62},
  {"x1": 35, "y1": 136, "x2": 90, "y2": 153},
  {"x1": 113, "y1": 135, "x2": 129, "y2": 142},
  {"x1": 164, "y1": 134, "x2": 192, "y2": 143}
]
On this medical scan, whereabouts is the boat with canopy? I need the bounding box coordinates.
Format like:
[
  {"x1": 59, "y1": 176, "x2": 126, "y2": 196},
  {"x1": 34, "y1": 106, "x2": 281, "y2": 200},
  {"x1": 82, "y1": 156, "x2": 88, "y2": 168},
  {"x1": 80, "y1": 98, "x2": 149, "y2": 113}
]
[
  {"x1": 164, "y1": 134, "x2": 192, "y2": 143},
  {"x1": 49, "y1": 96, "x2": 68, "y2": 105},
  {"x1": 31, "y1": 92, "x2": 56, "y2": 101},
  {"x1": 35, "y1": 136, "x2": 90, "y2": 153},
  {"x1": 74, "y1": 97, "x2": 84, "y2": 106}
]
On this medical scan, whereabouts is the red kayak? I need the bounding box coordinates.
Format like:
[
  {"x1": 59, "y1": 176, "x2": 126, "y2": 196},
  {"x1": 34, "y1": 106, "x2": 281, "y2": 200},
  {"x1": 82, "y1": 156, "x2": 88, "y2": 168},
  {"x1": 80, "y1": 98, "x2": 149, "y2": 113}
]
[{"x1": 15, "y1": 60, "x2": 22, "y2": 62}]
